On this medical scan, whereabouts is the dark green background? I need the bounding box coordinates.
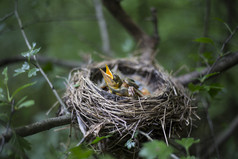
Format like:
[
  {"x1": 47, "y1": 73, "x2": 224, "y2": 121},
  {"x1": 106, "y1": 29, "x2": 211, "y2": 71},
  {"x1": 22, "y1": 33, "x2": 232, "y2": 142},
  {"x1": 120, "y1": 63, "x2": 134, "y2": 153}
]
[{"x1": 0, "y1": 0, "x2": 238, "y2": 158}]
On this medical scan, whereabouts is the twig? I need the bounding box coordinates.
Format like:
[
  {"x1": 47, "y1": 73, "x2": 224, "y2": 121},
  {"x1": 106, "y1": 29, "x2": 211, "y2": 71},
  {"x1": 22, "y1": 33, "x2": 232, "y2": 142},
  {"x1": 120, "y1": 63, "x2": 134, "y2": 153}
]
[
  {"x1": 176, "y1": 51, "x2": 238, "y2": 86},
  {"x1": 205, "y1": 115, "x2": 238, "y2": 157},
  {"x1": 0, "y1": 100, "x2": 15, "y2": 152},
  {"x1": 0, "y1": 115, "x2": 71, "y2": 143},
  {"x1": 93, "y1": 0, "x2": 112, "y2": 56},
  {"x1": 0, "y1": 12, "x2": 14, "y2": 22},
  {"x1": 14, "y1": 0, "x2": 67, "y2": 112},
  {"x1": 138, "y1": 130, "x2": 153, "y2": 141},
  {"x1": 0, "y1": 55, "x2": 82, "y2": 68},
  {"x1": 198, "y1": 0, "x2": 211, "y2": 54},
  {"x1": 150, "y1": 7, "x2": 160, "y2": 43},
  {"x1": 220, "y1": 25, "x2": 238, "y2": 53},
  {"x1": 102, "y1": 0, "x2": 158, "y2": 62},
  {"x1": 201, "y1": 99, "x2": 220, "y2": 159}
]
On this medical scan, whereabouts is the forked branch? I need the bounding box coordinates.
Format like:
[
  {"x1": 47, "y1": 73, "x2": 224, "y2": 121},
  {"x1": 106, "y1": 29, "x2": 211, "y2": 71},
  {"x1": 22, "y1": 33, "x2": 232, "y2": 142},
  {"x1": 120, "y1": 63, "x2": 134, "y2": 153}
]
[{"x1": 102, "y1": 0, "x2": 158, "y2": 62}]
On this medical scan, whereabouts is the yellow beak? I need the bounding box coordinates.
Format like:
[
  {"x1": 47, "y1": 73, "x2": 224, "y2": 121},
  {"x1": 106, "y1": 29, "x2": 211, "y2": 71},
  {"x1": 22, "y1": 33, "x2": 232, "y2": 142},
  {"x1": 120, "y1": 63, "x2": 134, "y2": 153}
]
[{"x1": 100, "y1": 65, "x2": 116, "y2": 86}]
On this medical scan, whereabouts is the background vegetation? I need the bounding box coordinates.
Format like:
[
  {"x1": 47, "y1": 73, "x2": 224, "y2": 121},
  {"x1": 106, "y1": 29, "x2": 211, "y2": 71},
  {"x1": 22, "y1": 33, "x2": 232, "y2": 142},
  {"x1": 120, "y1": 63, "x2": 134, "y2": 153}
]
[{"x1": 0, "y1": 0, "x2": 238, "y2": 158}]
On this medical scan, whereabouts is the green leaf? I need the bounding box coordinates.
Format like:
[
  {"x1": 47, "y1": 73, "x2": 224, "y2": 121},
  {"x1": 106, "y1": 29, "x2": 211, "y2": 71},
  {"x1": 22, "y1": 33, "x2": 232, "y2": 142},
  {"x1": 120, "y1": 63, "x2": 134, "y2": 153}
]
[
  {"x1": 32, "y1": 42, "x2": 36, "y2": 49},
  {"x1": 15, "y1": 96, "x2": 28, "y2": 108},
  {"x1": 214, "y1": 17, "x2": 232, "y2": 34},
  {"x1": 188, "y1": 83, "x2": 203, "y2": 93},
  {"x1": 200, "y1": 72, "x2": 219, "y2": 83},
  {"x1": 21, "y1": 51, "x2": 31, "y2": 58},
  {"x1": 14, "y1": 62, "x2": 30, "y2": 76},
  {"x1": 90, "y1": 135, "x2": 112, "y2": 145},
  {"x1": 22, "y1": 62, "x2": 30, "y2": 70},
  {"x1": 139, "y1": 140, "x2": 174, "y2": 159},
  {"x1": 175, "y1": 138, "x2": 200, "y2": 156},
  {"x1": 195, "y1": 67, "x2": 206, "y2": 73},
  {"x1": 28, "y1": 68, "x2": 39, "y2": 77},
  {"x1": 194, "y1": 37, "x2": 214, "y2": 45},
  {"x1": 125, "y1": 139, "x2": 136, "y2": 149},
  {"x1": 14, "y1": 68, "x2": 26, "y2": 76},
  {"x1": 73, "y1": 83, "x2": 80, "y2": 88},
  {"x1": 214, "y1": 17, "x2": 224, "y2": 23},
  {"x1": 17, "y1": 100, "x2": 34, "y2": 109},
  {"x1": 207, "y1": 83, "x2": 223, "y2": 98},
  {"x1": 203, "y1": 52, "x2": 214, "y2": 64},
  {"x1": 21, "y1": 43, "x2": 40, "y2": 59},
  {"x1": 30, "y1": 47, "x2": 41, "y2": 56},
  {"x1": 11, "y1": 81, "x2": 36, "y2": 99},
  {"x1": 2, "y1": 67, "x2": 8, "y2": 85},
  {"x1": 68, "y1": 145, "x2": 93, "y2": 159},
  {"x1": 0, "y1": 88, "x2": 6, "y2": 101},
  {"x1": 10, "y1": 134, "x2": 32, "y2": 156}
]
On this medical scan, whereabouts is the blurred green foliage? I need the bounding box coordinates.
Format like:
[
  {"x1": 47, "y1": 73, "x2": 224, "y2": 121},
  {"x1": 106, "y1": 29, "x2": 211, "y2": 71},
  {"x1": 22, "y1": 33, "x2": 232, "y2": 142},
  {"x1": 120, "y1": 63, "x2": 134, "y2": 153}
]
[{"x1": 0, "y1": 0, "x2": 238, "y2": 158}]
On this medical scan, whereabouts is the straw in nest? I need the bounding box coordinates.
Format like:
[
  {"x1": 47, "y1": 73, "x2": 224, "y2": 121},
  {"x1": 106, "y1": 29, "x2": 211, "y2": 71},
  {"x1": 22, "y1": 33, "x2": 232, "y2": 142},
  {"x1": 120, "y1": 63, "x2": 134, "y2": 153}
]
[{"x1": 63, "y1": 59, "x2": 198, "y2": 155}]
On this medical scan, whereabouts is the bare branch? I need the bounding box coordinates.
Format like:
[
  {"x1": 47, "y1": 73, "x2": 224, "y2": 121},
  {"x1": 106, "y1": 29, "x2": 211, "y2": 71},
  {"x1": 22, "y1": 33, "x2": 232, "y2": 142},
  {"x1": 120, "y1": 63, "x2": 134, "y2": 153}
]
[
  {"x1": 93, "y1": 0, "x2": 112, "y2": 56},
  {"x1": 102, "y1": 0, "x2": 158, "y2": 62},
  {"x1": 220, "y1": 25, "x2": 238, "y2": 53},
  {"x1": 0, "y1": 115, "x2": 71, "y2": 143},
  {"x1": 204, "y1": 115, "x2": 238, "y2": 157},
  {"x1": 150, "y1": 7, "x2": 160, "y2": 43},
  {"x1": 0, "y1": 55, "x2": 82, "y2": 68},
  {"x1": 202, "y1": 99, "x2": 220, "y2": 159},
  {"x1": 0, "y1": 12, "x2": 14, "y2": 22},
  {"x1": 176, "y1": 52, "x2": 238, "y2": 86}
]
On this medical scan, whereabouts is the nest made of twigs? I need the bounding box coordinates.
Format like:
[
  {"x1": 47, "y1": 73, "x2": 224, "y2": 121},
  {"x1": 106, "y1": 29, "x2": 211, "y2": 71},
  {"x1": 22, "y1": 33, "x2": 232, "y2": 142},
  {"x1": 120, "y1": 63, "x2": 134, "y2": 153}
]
[{"x1": 63, "y1": 59, "x2": 197, "y2": 156}]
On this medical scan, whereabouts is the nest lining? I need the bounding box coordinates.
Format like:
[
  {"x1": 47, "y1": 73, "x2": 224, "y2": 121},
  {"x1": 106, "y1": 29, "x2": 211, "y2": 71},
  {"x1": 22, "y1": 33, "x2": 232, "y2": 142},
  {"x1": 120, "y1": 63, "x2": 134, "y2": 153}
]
[{"x1": 63, "y1": 59, "x2": 197, "y2": 151}]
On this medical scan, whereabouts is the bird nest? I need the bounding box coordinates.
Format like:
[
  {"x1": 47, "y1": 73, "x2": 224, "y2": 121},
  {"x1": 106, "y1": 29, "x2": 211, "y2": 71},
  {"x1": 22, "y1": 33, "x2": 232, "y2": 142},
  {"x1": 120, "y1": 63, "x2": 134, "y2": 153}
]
[{"x1": 63, "y1": 59, "x2": 197, "y2": 156}]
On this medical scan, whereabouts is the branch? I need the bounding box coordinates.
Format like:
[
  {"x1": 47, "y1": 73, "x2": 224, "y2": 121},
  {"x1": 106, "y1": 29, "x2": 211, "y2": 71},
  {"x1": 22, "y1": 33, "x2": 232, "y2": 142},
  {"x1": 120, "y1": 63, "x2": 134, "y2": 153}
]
[
  {"x1": 0, "y1": 115, "x2": 71, "y2": 143},
  {"x1": 93, "y1": 0, "x2": 112, "y2": 56},
  {"x1": 220, "y1": 25, "x2": 238, "y2": 53},
  {"x1": 0, "y1": 55, "x2": 82, "y2": 68},
  {"x1": 14, "y1": 0, "x2": 67, "y2": 112},
  {"x1": 0, "y1": 12, "x2": 14, "y2": 22},
  {"x1": 204, "y1": 115, "x2": 238, "y2": 157},
  {"x1": 102, "y1": 0, "x2": 158, "y2": 62},
  {"x1": 176, "y1": 52, "x2": 238, "y2": 86}
]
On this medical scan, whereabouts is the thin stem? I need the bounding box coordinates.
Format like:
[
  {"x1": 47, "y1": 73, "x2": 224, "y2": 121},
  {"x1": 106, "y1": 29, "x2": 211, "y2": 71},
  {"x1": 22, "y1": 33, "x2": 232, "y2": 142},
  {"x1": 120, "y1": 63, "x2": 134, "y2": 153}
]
[
  {"x1": 0, "y1": 100, "x2": 15, "y2": 152},
  {"x1": 202, "y1": 99, "x2": 220, "y2": 159},
  {"x1": 220, "y1": 25, "x2": 238, "y2": 53},
  {"x1": 93, "y1": 0, "x2": 112, "y2": 56},
  {"x1": 14, "y1": 0, "x2": 67, "y2": 112}
]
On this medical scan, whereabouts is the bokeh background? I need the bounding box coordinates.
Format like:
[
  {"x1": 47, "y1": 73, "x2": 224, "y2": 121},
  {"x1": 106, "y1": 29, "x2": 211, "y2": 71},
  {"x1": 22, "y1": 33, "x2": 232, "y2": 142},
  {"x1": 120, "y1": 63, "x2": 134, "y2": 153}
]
[{"x1": 0, "y1": 0, "x2": 238, "y2": 158}]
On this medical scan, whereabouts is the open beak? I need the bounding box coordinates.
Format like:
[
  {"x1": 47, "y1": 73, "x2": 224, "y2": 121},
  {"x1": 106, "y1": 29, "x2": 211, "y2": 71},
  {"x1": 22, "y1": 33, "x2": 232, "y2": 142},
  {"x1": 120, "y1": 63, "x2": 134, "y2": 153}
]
[{"x1": 100, "y1": 65, "x2": 115, "y2": 86}]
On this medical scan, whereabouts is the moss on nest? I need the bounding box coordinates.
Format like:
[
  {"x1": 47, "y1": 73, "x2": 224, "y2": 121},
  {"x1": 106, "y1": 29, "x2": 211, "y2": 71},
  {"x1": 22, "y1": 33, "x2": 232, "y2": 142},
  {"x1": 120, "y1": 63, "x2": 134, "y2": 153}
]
[{"x1": 62, "y1": 59, "x2": 198, "y2": 157}]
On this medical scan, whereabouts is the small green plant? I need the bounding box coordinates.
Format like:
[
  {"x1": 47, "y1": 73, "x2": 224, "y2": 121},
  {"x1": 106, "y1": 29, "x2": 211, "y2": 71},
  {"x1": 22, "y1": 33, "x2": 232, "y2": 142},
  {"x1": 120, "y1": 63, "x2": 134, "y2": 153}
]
[
  {"x1": 139, "y1": 140, "x2": 174, "y2": 159},
  {"x1": 0, "y1": 67, "x2": 36, "y2": 158},
  {"x1": 138, "y1": 138, "x2": 200, "y2": 159},
  {"x1": 14, "y1": 42, "x2": 40, "y2": 77},
  {"x1": 67, "y1": 145, "x2": 93, "y2": 159},
  {"x1": 175, "y1": 138, "x2": 200, "y2": 158}
]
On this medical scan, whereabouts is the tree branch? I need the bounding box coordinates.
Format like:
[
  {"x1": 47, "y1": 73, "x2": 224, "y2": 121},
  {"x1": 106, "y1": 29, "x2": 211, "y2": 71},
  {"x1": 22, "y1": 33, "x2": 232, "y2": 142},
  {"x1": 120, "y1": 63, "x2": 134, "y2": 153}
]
[
  {"x1": 14, "y1": 0, "x2": 67, "y2": 112},
  {"x1": 102, "y1": 0, "x2": 158, "y2": 62},
  {"x1": 0, "y1": 55, "x2": 82, "y2": 68},
  {"x1": 0, "y1": 115, "x2": 71, "y2": 143},
  {"x1": 93, "y1": 0, "x2": 112, "y2": 56},
  {"x1": 204, "y1": 115, "x2": 238, "y2": 158},
  {"x1": 0, "y1": 12, "x2": 14, "y2": 22},
  {"x1": 176, "y1": 52, "x2": 238, "y2": 86}
]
